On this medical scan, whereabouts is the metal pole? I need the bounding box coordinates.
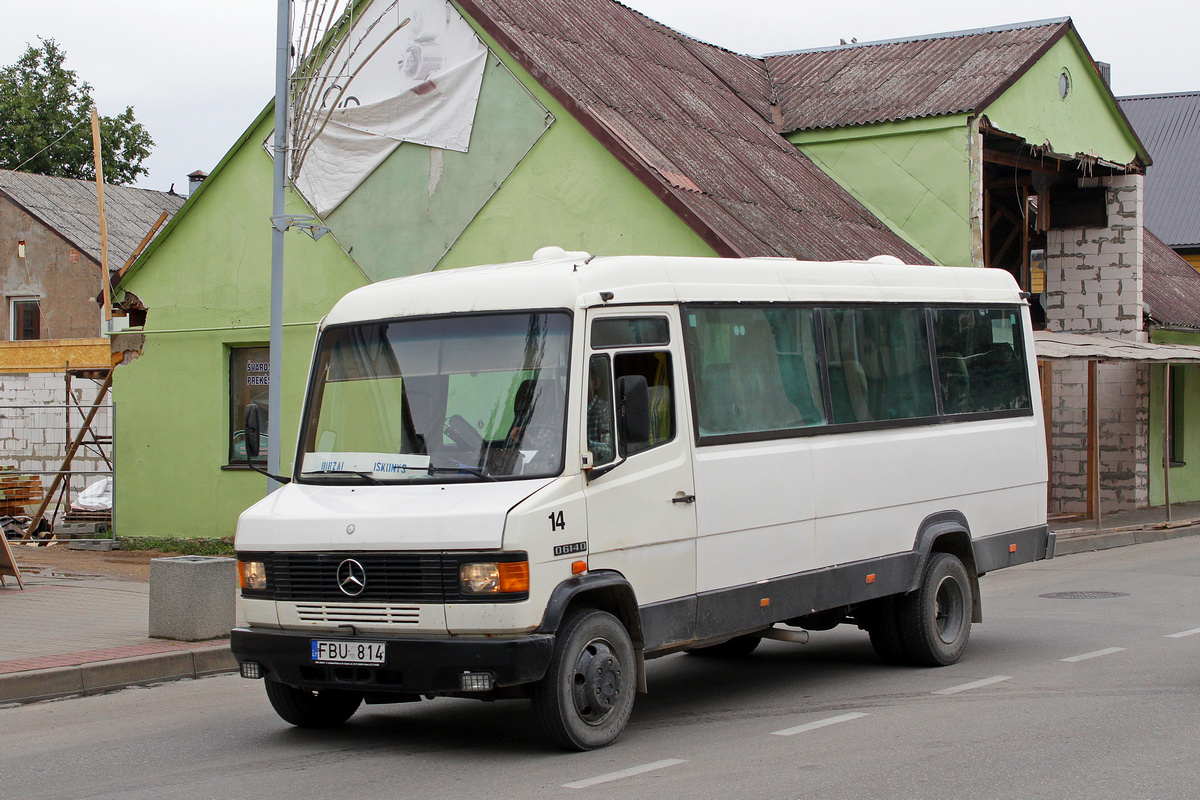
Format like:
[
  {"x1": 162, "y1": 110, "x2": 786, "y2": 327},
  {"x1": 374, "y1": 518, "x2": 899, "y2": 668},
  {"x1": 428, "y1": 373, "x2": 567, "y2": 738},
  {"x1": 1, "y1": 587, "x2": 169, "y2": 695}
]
[
  {"x1": 1163, "y1": 363, "x2": 1172, "y2": 522},
  {"x1": 268, "y1": 0, "x2": 290, "y2": 493}
]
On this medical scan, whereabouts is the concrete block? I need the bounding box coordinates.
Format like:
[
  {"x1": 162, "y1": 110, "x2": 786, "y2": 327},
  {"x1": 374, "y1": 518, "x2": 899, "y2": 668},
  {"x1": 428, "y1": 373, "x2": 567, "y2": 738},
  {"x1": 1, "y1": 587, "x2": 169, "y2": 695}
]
[{"x1": 149, "y1": 556, "x2": 237, "y2": 641}]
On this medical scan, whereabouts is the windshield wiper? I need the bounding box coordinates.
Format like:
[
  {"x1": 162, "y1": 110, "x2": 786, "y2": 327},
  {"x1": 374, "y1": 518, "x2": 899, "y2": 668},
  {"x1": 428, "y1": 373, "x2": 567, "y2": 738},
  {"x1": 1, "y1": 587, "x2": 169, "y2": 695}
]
[
  {"x1": 303, "y1": 469, "x2": 384, "y2": 485},
  {"x1": 426, "y1": 463, "x2": 497, "y2": 482}
]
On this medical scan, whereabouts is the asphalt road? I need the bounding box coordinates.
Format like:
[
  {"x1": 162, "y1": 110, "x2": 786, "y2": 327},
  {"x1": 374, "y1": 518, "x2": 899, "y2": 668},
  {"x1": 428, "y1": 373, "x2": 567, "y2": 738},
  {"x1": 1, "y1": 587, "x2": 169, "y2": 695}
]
[{"x1": 4, "y1": 537, "x2": 1200, "y2": 800}]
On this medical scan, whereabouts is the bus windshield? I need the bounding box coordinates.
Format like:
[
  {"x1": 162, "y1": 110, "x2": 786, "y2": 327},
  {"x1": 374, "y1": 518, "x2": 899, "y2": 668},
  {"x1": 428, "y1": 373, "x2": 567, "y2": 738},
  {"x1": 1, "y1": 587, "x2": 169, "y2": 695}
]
[{"x1": 298, "y1": 311, "x2": 572, "y2": 484}]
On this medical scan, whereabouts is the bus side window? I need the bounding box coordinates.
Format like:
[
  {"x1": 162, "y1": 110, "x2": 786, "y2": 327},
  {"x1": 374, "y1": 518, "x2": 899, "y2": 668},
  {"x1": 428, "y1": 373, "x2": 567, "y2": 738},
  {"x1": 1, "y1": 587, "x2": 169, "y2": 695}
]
[
  {"x1": 613, "y1": 351, "x2": 674, "y2": 456},
  {"x1": 932, "y1": 308, "x2": 1031, "y2": 413}
]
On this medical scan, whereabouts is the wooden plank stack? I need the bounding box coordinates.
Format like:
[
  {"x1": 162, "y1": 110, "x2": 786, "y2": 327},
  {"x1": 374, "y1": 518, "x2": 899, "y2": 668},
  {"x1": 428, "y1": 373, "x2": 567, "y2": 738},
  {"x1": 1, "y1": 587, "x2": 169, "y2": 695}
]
[{"x1": 0, "y1": 467, "x2": 44, "y2": 516}]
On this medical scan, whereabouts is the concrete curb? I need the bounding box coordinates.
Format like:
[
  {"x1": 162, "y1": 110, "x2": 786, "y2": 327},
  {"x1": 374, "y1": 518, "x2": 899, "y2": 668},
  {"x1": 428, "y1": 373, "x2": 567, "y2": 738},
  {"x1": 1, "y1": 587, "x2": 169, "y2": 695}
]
[
  {"x1": 1054, "y1": 521, "x2": 1200, "y2": 556},
  {"x1": 0, "y1": 644, "x2": 238, "y2": 706}
]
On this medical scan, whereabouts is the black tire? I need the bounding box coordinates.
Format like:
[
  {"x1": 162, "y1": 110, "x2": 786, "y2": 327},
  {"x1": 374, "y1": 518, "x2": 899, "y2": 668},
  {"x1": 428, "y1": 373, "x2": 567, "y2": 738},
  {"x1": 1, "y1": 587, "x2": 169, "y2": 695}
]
[
  {"x1": 865, "y1": 596, "x2": 910, "y2": 665},
  {"x1": 264, "y1": 679, "x2": 363, "y2": 728},
  {"x1": 898, "y1": 552, "x2": 972, "y2": 666},
  {"x1": 531, "y1": 608, "x2": 636, "y2": 751},
  {"x1": 686, "y1": 633, "x2": 762, "y2": 658}
]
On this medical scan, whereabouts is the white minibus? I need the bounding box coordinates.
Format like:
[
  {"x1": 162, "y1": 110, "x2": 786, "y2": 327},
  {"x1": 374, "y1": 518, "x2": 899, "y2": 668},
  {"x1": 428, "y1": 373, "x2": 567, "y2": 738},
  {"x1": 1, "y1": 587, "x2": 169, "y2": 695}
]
[{"x1": 232, "y1": 248, "x2": 1051, "y2": 750}]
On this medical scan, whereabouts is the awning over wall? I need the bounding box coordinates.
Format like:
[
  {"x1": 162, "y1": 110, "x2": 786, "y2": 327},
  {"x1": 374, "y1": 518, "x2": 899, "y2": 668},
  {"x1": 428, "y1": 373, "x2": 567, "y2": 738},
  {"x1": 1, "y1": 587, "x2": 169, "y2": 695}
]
[{"x1": 1035, "y1": 331, "x2": 1200, "y2": 362}]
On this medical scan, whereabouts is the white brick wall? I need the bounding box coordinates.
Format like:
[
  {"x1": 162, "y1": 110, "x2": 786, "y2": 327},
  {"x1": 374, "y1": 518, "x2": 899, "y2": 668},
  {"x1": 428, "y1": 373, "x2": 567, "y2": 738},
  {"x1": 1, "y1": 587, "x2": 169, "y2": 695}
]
[
  {"x1": 1043, "y1": 174, "x2": 1148, "y2": 515},
  {"x1": 0, "y1": 373, "x2": 112, "y2": 512}
]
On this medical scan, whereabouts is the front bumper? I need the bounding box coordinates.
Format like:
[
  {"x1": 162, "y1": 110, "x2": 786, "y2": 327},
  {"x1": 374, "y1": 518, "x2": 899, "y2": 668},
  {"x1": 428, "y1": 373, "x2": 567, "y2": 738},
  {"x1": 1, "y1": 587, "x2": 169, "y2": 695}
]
[{"x1": 231, "y1": 627, "x2": 555, "y2": 695}]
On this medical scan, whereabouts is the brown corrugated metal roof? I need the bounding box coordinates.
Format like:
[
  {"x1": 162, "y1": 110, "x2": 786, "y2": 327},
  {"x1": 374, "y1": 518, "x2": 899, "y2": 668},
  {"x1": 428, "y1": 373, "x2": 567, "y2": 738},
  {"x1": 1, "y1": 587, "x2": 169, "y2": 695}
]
[
  {"x1": 1144, "y1": 229, "x2": 1200, "y2": 330},
  {"x1": 0, "y1": 169, "x2": 184, "y2": 271},
  {"x1": 458, "y1": 0, "x2": 926, "y2": 263},
  {"x1": 766, "y1": 19, "x2": 1071, "y2": 132}
]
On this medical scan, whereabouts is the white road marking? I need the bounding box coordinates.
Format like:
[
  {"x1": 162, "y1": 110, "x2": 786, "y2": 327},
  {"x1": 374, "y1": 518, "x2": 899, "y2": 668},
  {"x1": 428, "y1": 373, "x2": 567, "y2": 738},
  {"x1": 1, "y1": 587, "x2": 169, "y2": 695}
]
[
  {"x1": 771, "y1": 711, "x2": 869, "y2": 737},
  {"x1": 563, "y1": 759, "x2": 687, "y2": 789},
  {"x1": 1060, "y1": 646, "x2": 1126, "y2": 662},
  {"x1": 933, "y1": 675, "x2": 1012, "y2": 695},
  {"x1": 1166, "y1": 627, "x2": 1200, "y2": 639}
]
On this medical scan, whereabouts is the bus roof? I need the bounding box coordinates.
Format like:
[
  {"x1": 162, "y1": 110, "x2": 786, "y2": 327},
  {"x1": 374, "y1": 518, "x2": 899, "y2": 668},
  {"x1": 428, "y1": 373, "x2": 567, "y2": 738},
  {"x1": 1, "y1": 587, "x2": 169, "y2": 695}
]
[{"x1": 323, "y1": 250, "x2": 1025, "y2": 326}]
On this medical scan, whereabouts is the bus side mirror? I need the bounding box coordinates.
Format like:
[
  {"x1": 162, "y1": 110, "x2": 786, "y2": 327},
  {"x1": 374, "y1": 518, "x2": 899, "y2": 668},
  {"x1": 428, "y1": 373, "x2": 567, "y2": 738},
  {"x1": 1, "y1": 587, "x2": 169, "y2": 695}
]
[
  {"x1": 616, "y1": 375, "x2": 650, "y2": 444},
  {"x1": 244, "y1": 403, "x2": 262, "y2": 459}
]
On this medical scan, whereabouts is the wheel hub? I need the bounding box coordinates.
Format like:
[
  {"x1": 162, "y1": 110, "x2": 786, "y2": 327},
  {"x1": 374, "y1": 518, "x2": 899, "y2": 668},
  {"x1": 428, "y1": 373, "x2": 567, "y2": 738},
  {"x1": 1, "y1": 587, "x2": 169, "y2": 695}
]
[
  {"x1": 934, "y1": 575, "x2": 965, "y2": 644},
  {"x1": 571, "y1": 638, "x2": 623, "y2": 724}
]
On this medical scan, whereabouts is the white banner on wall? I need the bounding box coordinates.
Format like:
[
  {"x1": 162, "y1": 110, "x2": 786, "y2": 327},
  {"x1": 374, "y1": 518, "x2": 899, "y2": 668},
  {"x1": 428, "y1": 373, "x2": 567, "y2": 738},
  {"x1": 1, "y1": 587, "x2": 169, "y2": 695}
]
[{"x1": 289, "y1": 0, "x2": 488, "y2": 216}]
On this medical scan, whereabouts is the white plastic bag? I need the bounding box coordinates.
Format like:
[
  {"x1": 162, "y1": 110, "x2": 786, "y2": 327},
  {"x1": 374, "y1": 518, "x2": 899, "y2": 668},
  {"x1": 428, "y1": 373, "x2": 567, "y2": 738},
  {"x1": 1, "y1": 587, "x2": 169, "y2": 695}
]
[{"x1": 72, "y1": 477, "x2": 113, "y2": 511}]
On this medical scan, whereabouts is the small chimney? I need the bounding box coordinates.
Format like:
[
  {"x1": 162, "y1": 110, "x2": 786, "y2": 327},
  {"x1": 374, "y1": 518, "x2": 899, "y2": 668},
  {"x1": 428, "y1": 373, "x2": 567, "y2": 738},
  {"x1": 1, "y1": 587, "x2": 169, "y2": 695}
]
[
  {"x1": 1096, "y1": 61, "x2": 1111, "y2": 87},
  {"x1": 188, "y1": 169, "x2": 209, "y2": 196}
]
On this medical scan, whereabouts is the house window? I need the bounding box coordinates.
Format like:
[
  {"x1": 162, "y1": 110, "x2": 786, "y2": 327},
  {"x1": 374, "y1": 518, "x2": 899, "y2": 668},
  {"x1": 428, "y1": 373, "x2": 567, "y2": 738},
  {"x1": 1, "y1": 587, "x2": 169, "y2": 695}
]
[
  {"x1": 230, "y1": 347, "x2": 270, "y2": 464},
  {"x1": 1168, "y1": 366, "x2": 1186, "y2": 467},
  {"x1": 10, "y1": 298, "x2": 40, "y2": 340}
]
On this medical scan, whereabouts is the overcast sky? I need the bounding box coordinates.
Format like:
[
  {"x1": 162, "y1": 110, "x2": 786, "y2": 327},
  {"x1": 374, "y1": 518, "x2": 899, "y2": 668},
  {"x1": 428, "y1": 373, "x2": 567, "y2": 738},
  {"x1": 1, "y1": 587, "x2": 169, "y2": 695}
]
[{"x1": 4, "y1": 0, "x2": 1196, "y2": 193}]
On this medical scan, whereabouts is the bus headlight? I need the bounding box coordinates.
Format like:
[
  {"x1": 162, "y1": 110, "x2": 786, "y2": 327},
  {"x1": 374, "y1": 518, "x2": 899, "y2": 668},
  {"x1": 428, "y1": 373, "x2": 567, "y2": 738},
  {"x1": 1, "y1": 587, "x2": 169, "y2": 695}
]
[
  {"x1": 239, "y1": 560, "x2": 267, "y2": 590},
  {"x1": 459, "y1": 560, "x2": 529, "y2": 594}
]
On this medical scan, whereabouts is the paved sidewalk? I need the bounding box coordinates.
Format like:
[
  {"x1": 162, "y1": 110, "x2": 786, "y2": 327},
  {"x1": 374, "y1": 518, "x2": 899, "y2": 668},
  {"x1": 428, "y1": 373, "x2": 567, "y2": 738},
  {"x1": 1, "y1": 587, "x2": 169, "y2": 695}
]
[
  {"x1": 4, "y1": 500, "x2": 1200, "y2": 707},
  {"x1": 0, "y1": 563, "x2": 240, "y2": 705}
]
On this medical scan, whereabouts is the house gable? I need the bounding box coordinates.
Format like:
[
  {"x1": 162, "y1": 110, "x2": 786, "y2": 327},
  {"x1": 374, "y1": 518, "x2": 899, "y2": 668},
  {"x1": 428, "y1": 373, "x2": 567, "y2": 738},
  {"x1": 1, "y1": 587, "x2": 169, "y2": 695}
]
[{"x1": 981, "y1": 32, "x2": 1146, "y2": 168}]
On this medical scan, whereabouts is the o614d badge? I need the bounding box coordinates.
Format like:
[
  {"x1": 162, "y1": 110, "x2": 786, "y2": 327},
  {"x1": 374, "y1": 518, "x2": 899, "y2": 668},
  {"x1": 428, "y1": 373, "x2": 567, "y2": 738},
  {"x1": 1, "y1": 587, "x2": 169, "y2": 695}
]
[{"x1": 553, "y1": 541, "x2": 587, "y2": 557}]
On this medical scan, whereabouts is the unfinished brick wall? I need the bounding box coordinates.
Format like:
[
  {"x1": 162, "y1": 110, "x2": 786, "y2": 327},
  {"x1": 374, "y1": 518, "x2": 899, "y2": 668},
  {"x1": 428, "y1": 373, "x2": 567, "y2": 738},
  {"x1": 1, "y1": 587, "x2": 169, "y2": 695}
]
[
  {"x1": 0, "y1": 372, "x2": 112, "y2": 519},
  {"x1": 1042, "y1": 174, "x2": 1147, "y2": 514}
]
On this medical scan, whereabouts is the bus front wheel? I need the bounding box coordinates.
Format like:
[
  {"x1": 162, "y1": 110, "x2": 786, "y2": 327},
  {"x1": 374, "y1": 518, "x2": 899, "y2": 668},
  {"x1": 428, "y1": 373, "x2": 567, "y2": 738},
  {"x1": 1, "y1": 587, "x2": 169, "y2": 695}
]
[
  {"x1": 264, "y1": 679, "x2": 363, "y2": 728},
  {"x1": 531, "y1": 608, "x2": 636, "y2": 751}
]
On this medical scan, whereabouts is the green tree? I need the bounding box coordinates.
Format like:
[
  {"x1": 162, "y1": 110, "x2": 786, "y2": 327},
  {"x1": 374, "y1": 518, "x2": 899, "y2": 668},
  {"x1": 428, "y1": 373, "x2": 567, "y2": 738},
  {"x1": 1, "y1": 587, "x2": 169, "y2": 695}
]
[{"x1": 0, "y1": 39, "x2": 153, "y2": 185}]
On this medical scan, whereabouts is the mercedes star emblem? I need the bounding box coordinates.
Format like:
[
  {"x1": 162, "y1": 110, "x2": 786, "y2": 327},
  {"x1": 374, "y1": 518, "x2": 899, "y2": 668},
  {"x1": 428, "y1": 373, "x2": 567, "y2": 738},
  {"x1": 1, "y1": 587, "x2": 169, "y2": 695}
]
[{"x1": 336, "y1": 558, "x2": 367, "y2": 597}]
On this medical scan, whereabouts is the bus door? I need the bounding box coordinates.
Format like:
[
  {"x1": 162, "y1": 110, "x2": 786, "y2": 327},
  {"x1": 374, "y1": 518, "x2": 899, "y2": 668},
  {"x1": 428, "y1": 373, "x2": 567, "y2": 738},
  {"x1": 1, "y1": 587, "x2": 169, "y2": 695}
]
[{"x1": 581, "y1": 307, "x2": 697, "y2": 648}]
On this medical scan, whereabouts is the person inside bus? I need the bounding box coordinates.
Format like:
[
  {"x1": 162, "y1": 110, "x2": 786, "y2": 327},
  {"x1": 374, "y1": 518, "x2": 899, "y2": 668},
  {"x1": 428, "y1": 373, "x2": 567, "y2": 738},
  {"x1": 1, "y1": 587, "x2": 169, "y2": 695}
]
[{"x1": 587, "y1": 359, "x2": 615, "y2": 465}]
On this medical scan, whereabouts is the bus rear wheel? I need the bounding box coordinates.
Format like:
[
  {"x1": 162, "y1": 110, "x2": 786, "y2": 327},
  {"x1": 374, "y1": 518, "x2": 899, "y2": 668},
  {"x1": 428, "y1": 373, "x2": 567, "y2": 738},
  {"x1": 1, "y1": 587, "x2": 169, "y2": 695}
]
[
  {"x1": 264, "y1": 679, "x2": 363, "y2": 728},
  {"x1": 865, "y1": 596, "x2": 910, "y2": 665},
  {"x1": 898, "y1": 552, "x2": 972, "y2": 666},
  {"x1": 532, "y1": 608, "x2": 636, "y2": 751}
]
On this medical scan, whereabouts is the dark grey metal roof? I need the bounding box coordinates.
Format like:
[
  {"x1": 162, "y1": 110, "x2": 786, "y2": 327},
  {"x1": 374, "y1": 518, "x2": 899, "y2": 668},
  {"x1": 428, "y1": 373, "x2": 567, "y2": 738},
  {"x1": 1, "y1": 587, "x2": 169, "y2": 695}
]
[
  {"x1": 765, "y1": 18, "x2": 1071, "y2": 132},
  {"x1": 1118, "y1": 92, "x2": 1200, "y2": 249},
  {"x1": 0, "y1": 169, "x2": 185, "y2": 271},
  {"x1": 1143, "y1": 229, "x2": 1200, "y2": 330},
  {"x1": 457, "y1": 0, "x2": 926, "y2": 263}
]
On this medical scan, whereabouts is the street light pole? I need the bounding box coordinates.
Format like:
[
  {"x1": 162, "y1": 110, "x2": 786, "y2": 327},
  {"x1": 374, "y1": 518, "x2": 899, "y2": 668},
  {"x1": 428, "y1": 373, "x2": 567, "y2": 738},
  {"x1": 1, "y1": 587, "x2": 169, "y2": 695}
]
[{"x1": 267, "y1": 0, "x2": 290, "y2": 493}]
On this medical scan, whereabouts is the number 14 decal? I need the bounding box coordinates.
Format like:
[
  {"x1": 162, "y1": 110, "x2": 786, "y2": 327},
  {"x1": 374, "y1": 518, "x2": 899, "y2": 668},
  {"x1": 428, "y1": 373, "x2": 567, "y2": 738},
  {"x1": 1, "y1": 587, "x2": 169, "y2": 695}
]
[{"x1": 548, "y1": 510, "x2": 565, "y2": 531}]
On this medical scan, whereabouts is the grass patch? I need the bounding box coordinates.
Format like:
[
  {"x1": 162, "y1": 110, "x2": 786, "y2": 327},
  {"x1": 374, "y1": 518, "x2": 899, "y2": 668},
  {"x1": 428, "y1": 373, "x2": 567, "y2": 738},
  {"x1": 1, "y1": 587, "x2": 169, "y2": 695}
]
[{"x1": 117, "y1": 536, "x2": 236, "y2": 555}]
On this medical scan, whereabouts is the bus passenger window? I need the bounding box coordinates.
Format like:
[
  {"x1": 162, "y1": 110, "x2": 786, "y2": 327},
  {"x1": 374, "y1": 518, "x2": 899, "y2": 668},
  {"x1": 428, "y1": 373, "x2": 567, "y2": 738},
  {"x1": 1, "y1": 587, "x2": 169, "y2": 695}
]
[
  {"x1": 826, "y1": 307, "x2": 935, "y2": 423},
  {"x1": 683, "y1": 306, "x2": 824, "y2": 437},
  {"x1": 613, "y1": 351, "x2": 674, "y2": 455},
  {"x1": 932, "y1": 308, "x2": 1031, "y2": 413}
]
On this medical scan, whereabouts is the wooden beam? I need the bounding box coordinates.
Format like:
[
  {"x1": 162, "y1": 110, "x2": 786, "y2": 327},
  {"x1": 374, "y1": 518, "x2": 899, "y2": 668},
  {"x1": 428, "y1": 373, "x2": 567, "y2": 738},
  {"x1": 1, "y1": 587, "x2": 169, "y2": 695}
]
[
  {"x1": 114, "y1": 211, "x2": 169, "y2": 284},
  {"x1": 0, "y1": 339, "x2": 113, "y2": 373},
  {"x1": 90, "y1": 108, "x2": 112, "y2": 323},
  {"x1": 1087, "y1": 361, "x2": 1099, "y2": 523},
  {"x1": 983, "y1": 149, "x2": 1068, "y2": 174}
]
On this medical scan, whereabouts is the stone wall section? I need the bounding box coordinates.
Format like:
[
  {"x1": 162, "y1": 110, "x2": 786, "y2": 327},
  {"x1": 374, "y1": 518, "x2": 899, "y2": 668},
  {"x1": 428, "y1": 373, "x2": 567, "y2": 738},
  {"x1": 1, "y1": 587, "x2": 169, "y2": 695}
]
[
  {"x1": 0, "y1": 372, "x2": 112, "y2": 517},
  {"x1": 1042, "y1": 174, "x2": 1147, "y2": 515}
]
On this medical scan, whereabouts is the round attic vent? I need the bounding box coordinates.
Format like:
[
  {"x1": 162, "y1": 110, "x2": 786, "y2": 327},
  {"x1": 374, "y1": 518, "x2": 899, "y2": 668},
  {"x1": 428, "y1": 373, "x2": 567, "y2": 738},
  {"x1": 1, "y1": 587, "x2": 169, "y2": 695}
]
[{"x1": 1059, "y1": 69, "x2": 1071, "y2": 99}]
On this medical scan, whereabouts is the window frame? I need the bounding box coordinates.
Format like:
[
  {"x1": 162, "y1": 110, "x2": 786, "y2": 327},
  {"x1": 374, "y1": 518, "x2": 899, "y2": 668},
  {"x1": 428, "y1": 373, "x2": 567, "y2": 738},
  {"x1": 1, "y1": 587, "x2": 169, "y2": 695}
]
[
  {"x1": 228, "y1": 345, "x2": 271, "y2": 467},
  {"x1": 9, "y1": 297, "x2": 40, "y2": 341}
]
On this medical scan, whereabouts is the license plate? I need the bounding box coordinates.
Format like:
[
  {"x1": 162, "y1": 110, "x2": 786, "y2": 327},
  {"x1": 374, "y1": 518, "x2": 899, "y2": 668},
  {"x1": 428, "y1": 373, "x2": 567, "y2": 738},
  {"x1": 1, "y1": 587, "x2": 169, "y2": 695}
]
[{"x1": 311, "y1": 640, "x2": 386, "y2": 666}]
